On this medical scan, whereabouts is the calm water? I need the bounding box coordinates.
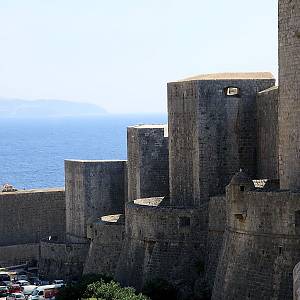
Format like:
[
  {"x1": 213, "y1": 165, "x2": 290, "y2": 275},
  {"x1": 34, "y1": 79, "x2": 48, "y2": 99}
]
[{"x1": 0, "y1": 114, "x2": 167, "y2": 189}]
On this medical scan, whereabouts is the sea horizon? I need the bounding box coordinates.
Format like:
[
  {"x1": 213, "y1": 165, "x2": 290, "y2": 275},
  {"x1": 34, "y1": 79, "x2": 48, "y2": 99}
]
[{"x1": 0, "y1": 113, "x2": 167, "y2": 190}]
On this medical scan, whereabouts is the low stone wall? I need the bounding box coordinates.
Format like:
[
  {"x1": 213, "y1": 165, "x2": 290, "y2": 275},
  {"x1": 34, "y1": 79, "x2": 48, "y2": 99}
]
[
  {"x1": 0, "y1": 243, "x2": 39, "y2": 267},
  {"x1": 39, "y1": 240, "x2": 89, "y2": 281},
  {"x1": 83, "y1": 214, "x2": 125, "y2": 276},
  {"x1": 115, "y1": 197, "x2": 208, "y2": 299}
]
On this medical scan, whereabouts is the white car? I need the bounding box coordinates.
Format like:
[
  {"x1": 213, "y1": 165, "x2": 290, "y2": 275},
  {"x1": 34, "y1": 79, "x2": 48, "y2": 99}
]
[
  {"x1": 6, "y1": 293, "x2": 25, "y2": 300},
  {"x1": 21, "y1": 285, "x2": 37, "y2": 298},
  {"x1": 15, "y1": 281, "x2": 30, "y2": 287},
  {"x1": 28, "y1": 285, "x2": 58, "y2": 300}
]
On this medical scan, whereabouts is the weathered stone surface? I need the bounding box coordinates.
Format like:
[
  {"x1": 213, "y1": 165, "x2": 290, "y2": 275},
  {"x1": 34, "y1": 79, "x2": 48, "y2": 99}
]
[
  {"x1": 115, "y1": 197, "x2": 207, "y2": 297},
  {"x1": 256, "y1": 86, "x2": 279, "y2": 180},
  {"x1": 0, "y1": 189, "x2": 65, "y2": 246},
  {"x1": 127, "y1": 125, "x2": 169, "y2": 201},
  {"x1": 278, "y1": 0, "x2": 300, "y2": 190},
  {"x1": 168, "y1": 75, "x2": 275, "y2": 207},
  {"x1": 0, "y1": 244, "x2": 39, "y2": 267},
  {"x1": 212, "y1": 181, "x2": 300, "y2": 299},
  {"x1": 206, "y1": 196, "x2": 226, "y2": 290},
  {"x1": 65, "y1": 160, "x2": 127, "y2": 242},
  {"x1": 83, "y1": 214, "x2": 125, "y2": 276},
  {"x1": 39, "y1": 240, "x2": 89, "y2": 281}
]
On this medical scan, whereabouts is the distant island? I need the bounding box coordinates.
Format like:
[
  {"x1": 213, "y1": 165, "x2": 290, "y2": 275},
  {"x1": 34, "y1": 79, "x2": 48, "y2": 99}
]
[{"x1": 0, "y1": 98, "x2": 106, "y2": 117}]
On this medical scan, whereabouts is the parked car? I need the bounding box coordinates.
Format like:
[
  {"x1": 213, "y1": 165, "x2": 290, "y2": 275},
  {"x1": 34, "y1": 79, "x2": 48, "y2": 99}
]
[
  {"x1": 8, "y1": 285, "x2": 22, "y2": 294},
  {"x1": 28, "y1": 278, "x2": 40, "y2": 286},
  {"x1": 6, "y1": 293, "x2": 26, "y2": 300},
  {"x1": 0, "y1": 273, "x2": 11, "y2": 286},
  {"x1": 0, "y1": 286, "x2": 8, "y2": 297},
  {"x1": 15, "y1": 281, "x2": 30, "y2": 287},
  {"x1": 51, "y1": 280, "x2": 63, "y2": 286},
  {"x1": 16, "y1": 275, "x2": 28, "y2": 282},
  {"x1": 28, "y1": 285, "x2": 58, "y2": 300},
  {"x1": 21, "y1": 285, "x2": 37, "y2": 298}
]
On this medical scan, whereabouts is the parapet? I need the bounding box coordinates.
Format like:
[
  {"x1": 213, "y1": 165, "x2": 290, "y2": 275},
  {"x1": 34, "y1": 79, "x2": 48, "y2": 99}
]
[{"x1": 176, "y1": 72, "x2": 274, "y2": 82}]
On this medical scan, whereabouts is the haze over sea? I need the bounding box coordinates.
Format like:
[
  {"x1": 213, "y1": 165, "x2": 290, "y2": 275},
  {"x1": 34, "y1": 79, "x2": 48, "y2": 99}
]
[{"x1": 0, "y1": 114, "x2": 167, "y2": 189}]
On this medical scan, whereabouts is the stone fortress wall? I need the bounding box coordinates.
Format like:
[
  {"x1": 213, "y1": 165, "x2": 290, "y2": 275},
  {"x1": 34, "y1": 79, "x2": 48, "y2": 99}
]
[
  {"x1": 65, "y1": 160, "x2": 127, "y2": 243},
  {"x1": 212, "y1": 176, "x2": 300, "y2": 299},
  {"x1": 212, "y1": 1, "x2": 300, "y2": 299},
  {"x1": 0, "y1": 189, "x2": 65, "y2": 266},
  {"x1": 1, "y1": 1, "x2": 300, "y2": 299},
  {"x1": 39, "y1": 159, "x2": 128, "y2": 281}
]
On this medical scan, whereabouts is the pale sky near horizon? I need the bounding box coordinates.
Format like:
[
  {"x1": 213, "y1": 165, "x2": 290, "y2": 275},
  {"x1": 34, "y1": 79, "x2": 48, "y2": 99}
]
[{"x1": 0, "y1": 0, "x2": 278, "y2": 114}]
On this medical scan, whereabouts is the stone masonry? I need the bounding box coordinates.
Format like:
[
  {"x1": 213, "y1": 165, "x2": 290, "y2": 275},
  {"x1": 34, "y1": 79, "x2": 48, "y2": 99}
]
[
  {"x1": 65, "y1": 160, "x2": 127, "y2": 243},
  {"x1": 278, "y1": 0, "x2": 300, "y2": 190},
  {"x1": 2, "y1": 1, "x2": 300, "y2": 299},
  {"x1": 168, "y1": 74, "x2": 275, "y2": 207},
  {"x1": 127, "y1": 125, "x2": 169, "y2": 201},
  {"x1": 256, "y1": 86, "x2": 279, "y2": 180}
]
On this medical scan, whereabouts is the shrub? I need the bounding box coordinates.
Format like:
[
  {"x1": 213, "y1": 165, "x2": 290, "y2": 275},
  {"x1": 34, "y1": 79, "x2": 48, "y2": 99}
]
[
  {"x1": 56, "y1": 273, "x2": 113, "y2": 300},
  {"x1": 56, "y1": 274, "x2": 148, "y2": 300},
  {"x1": 84, "y1": 280, "x2": 149, "y2": 300}
]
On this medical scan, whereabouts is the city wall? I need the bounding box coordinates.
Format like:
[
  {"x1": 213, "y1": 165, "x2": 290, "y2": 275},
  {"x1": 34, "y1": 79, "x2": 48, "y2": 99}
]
[
  {"x1": 0, "y1": 244, "x2": 39, "y2": 267},
  {"x1": 83, "y1": 214, "x2": 125, "y2": 276},
  {"x1": 39, "y1": 240, "x2": 89, "y2": 281},
  {"x1": 212, "y1": 185, "x2": 300, "y2": 299},
  {"x1": 115, "y1": 197, "x2": 207, "y2": 298},
  {"x1": 0, "y1": 189, "x2": 65, "y2": 247},
  {"x1": 65, "y1": 160, "x2": 127, "y2": 242}
]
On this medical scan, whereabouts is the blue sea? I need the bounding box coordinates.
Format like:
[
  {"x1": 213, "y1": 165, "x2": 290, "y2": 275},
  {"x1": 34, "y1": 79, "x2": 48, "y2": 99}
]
[{"x1": 0, "y1": 114, "x2": 167, "y2": 189}]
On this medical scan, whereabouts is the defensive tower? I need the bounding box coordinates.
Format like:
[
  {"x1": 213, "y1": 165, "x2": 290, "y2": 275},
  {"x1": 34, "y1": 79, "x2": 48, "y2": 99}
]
[
  {"x1": 168, "y1": 73, "x2": 275, "y2": 207},
  {"x1": 278, "y1": 0, "x2": 300, "y2": 190}
]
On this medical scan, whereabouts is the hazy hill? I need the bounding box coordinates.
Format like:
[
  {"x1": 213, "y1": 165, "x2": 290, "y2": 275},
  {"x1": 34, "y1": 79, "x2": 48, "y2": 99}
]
[{"x1": 0, "y1": 98, "x2": 106, "y2": 117}]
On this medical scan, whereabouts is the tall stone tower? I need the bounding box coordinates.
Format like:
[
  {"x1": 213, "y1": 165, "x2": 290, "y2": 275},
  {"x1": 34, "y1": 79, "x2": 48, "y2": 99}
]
[
  {"x1": 168, "y1": 73, "x2": 275, "y2": 207},
  {"x1": 278, "y1": 0, "x2": 300, "y2": 190}
]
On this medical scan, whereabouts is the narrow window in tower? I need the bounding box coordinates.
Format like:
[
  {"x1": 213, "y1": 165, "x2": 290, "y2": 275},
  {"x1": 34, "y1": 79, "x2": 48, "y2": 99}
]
[
  {"x1": 224, "y1": 87, "x2": 241, "y2": 97},
  {"x1": 240, "y1": 186, "x2": 245, "y2": 192}
]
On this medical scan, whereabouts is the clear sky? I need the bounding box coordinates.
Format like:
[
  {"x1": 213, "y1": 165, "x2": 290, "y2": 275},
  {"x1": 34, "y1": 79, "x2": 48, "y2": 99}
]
[{"x1": 0, "y1": 0, "x2": 278, "y2": 113}]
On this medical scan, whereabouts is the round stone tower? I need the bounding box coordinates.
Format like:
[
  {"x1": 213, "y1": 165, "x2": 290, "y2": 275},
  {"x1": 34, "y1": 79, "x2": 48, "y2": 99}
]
[{"x1": 278, "y1": 0, "x2": 300, "y2": 190}]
